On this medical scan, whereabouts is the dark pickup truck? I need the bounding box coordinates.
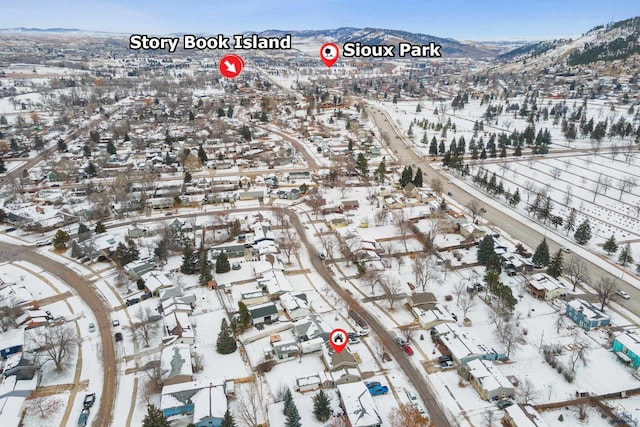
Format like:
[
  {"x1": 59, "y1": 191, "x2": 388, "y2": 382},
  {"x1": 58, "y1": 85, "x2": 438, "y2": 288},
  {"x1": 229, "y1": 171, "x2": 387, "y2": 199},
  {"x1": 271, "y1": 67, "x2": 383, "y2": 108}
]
[{"x1": 83, "y1": 393, "x2": 96, "y2": 409}]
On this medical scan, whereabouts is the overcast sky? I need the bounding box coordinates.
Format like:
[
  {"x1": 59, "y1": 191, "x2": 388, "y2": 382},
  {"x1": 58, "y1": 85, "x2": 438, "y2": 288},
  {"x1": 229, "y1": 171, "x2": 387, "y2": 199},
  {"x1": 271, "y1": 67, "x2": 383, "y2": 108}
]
[{"x1": 1, "y1": 0, "x2": 637, "y2": 40}]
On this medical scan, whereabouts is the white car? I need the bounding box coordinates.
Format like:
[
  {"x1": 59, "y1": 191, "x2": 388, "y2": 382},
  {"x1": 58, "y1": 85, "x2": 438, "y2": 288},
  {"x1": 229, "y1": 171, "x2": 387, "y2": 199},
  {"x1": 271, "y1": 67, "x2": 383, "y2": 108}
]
[{"x1": 617, "y1": 290, "x2": 631, "y2": 300}]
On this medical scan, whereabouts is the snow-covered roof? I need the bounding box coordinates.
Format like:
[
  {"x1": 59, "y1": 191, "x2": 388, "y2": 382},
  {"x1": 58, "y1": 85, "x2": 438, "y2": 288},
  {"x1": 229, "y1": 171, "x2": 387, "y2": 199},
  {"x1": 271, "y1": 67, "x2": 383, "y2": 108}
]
[
  {"x1": 527, "y1": 272, "x2": 565, "y2": 292},
  {"x1": 161, "y1": 344, "x2": 193, "y2": 381},
  {"x1": 141, "y1": 270, "x2": 173, "y2": 293},
  {"x1": 435, "y1": 322, "x2": 498, "y2": 362},
  {"x1": 0, "y1": 328, "x2": 24, "y2": 350},
  {"x1": 614, "y1": 333, "x2": 640, "y2": 357},
  {"x1": 192, "y1": 383, "x2": 227, "y2": 422},
  {"x1": 258, "y1": 270, "x2": 293, "y2": 295},
  {"x1": 337, "y1": 382, "x2": 381, "y2": 427},
  {"x1": 467, "y1": 359, "x2": 513, "y2": 394},
  {"x1": 280, "y1": 293, "x2": 309, "y2": 314},
  {"x1": 567, "y1": 299, "x2": 609, "y2": 321},
  {"x1": 504, "y1": 404, "x2": 550, "y2": 426}
]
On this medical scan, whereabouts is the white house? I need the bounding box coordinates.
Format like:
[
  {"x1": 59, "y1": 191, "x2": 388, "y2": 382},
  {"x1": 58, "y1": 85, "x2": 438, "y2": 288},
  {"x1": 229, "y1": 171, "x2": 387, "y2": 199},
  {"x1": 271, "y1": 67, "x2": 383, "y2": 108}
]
[
  {"x1": 465, "y1": 359, "x2": 515, "y2": 401},
  {"x1": 141, "y1": 270, "x2": 173, "y2": 295},
  {"x1": 337, "y1": 382, "x2": 382, "y2": 427},
  {"x1": 160, "y1": 344, "x2": 193, "y2": 386},
  {"x1": 280, "y1": 292, "x2": 310, "y2": 321}
]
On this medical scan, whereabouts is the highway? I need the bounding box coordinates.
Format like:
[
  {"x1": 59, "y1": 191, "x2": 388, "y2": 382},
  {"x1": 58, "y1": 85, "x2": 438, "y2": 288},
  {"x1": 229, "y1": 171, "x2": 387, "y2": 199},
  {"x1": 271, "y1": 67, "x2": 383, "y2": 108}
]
[{"x1": 365, "y1": 103, "x2": 640, "y2": 314}]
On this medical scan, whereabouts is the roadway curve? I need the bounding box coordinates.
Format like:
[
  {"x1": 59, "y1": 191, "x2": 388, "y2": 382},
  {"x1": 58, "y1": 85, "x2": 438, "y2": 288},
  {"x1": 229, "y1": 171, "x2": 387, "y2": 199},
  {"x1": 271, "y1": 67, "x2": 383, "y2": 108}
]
[
  {"x1": 0, "y1": 242, "x2": 116, "y2": 427},
  {"x1": 365, "y1": 103, "x2": 640, "y2": 314}
]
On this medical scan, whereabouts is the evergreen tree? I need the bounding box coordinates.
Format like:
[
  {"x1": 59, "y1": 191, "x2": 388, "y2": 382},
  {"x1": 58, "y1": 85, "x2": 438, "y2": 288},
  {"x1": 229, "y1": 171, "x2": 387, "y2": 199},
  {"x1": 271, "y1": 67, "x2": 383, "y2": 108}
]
[
  {"x1": 142, "y1": 404, "x2": 171, "y2": 427},
  {"x1": 184, "y1": 171, "x2": 192, "y2": 184},
  {"x1": 215, "y1": 252, "x2": 231, "y2": 273},
  {"x1": 221, "y1": 409, "x2": 236, "y2": 427},
  {"x1": 94, "y1": 221, "x2": 106, "y2": 234},
  {"x1": 564, "y1": 208, "x2": 577, "y2": 233},
  {"x1": 106, "y1": 140, "x2": 117, "y2": 155},
  {"x1": 399, "y1": 165, "x2": 413, "y2": 187},
  {"x1": 438, "y1": 140, "x2": 446, "y2": 155},
  {"x1": 429, "y1": 137, "x2": 438, "y2": 155},
  {"x1": 198, "y1": 247, "x2": 213, "y2": 285},
  {"x1": 532, "y1": 238, "x2": 550, "y2": 267},
  {"x1": 189, "y1": 110, "x2": 195, "y2": 121},
  {"x1": 284, "y1": 401, "x2": 302, "y2": 427},
  {"x1": 486, "y1": 252, "x2": 502, "y2": 275},
  {"x1": 227, "y1": 106, "x2": 234, "y2": 118},
  {"x1": 413, "y1": 167, "x2": 423, "y2": 187},
  {"x1": 78, "y1": 222, "x2": 90, "y2": 241},
  {"x1": 312, "y1": 390, "x2": 332, "y2": 422},
  {"x1": 356, "y1": 153, "x2": 368, "y2": 176},
  {"x1": 603, "y1": 234, "x2": 618, "y2": 255},
  {"x1": 374, "y1": 159, "x2": 386, "y2": 184},
  {"x1": 216, "y1": 318, "x2": 237, "y2": 354},
  {"x1": 197, "y1": 144, "x2": 208, "y2": 164},
  {"x1": 619, "y1": 242, "x2": 634, "y2": 266},
  {"x1": 509, "y1": 188, "x2": 521, "y2": 207},
  {"x1": 283, "y1": 388, "x2": 294, "y2": 415},
  {"x1": 480, "y1": 148, "x2": 487, "y2": 159},
  {"x1": 546, "y1": 249, "x2": 564, "y2": 278},
  {"x1": 238, "y1": 301, "x2": 252, "y2": 329},
  {"x1": 52, "y1": 229, "x2": 70, "y2": 250},
  {"x1": 574, "y1": 219, "x2": 592, "y2": 244},
  {"x1": 260, "y1": 112, "x2": 268, "y2": 122},
  {"x1": 86, "y1": 161, "x2": 97, "y2": 177},
  {"x1": 477, "y1": 235, "x2": 495, "y2": 264},
  {"x1": 218, "y1": 108, "x2": 226, "y2": 117},
  {"x1": 180, "y1": 243, "x2": 198, "y2": 274}
]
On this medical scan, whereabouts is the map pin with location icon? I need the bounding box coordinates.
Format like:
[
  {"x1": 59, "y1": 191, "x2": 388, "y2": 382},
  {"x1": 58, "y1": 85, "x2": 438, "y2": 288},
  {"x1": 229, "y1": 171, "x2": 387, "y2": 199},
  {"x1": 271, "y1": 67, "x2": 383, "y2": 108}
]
[
  {"x1": 329, "y1": 328, "x2": 348, "y2": 353},
  {"x1": 320, "y1": 43, "x2": 339, "y2": 68}
]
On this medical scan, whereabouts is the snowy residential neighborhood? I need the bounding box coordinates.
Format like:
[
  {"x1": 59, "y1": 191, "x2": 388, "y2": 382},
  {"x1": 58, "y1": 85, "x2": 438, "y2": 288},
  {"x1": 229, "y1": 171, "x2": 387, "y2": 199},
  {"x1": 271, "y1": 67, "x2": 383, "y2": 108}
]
[{"x1": 1, "y1": 6, "x2": 640, "y2": 427}]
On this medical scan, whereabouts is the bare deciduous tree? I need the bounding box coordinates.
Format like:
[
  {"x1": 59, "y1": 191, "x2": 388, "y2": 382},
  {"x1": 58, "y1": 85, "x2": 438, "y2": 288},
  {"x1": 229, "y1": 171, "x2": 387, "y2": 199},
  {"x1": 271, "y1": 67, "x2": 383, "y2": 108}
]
[
  {"x1": 516, "y1": 377, "x2": 540, "y2": 404},
  {"x1": 28, "y1": 397, "x2": 63, "y2": 418},
  {"x1": 413, "y1": 254, "x2": 439, "y2": 291},
  {"x1": 134, "y1": 306, "x2": 158, "y2": 348},
  {"x1": 389, "y1": 403, "x2": 433, "y2": 427},
  {"x1": 393, "y1": 210, "x2": 412, "y2": 252},
  {"x1": 569, "y1": 334, "x2": 590, "y2": 374},
  {"x1": 465, "y1": 200, "x2": 482, "y2": 222},
  {"x1": 31, "y1": 323, "x2": 77, "y2": 372},
  {"x1": 595, "y1": 276, "x2": 617, "y2": 311},
  {"x1": 459, "y1": 295, "x2": 476, "y2": 318},
  {"x1": 565, "y1": 256, "x2": 587, "y2": 291},
  {"x1": 379, "y1": 275, "x2": 402, "y2": 309},
  {"x1": 430, "y1": 178, "x2": 443, "y2": 195},
  {"x1": 453, "y1": 281, "x2": 467, "y2": 305},
  {"x1": 235, "y1": 380, "x2": 261, "y2": 427},
  {"x1": 496, "y1": 321, "x2": 520, "y2": 359},
  {"x1": 279, "y1": 227, "x2": 301, "y2": 264},
  {"x1": 318, "y1": 233, "x2": 336, "y2": 260},
  {"x1": 422, "y1": 216, "x2": 442, "y2": 255}
]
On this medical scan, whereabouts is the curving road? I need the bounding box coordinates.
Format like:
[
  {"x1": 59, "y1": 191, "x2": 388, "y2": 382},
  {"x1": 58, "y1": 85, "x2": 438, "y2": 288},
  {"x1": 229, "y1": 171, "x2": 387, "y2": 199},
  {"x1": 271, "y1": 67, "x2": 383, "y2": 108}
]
[
  {"x1": 365, "y1": 103, "x2": 640, "y2": 314},
  {"x1": 0, "y1": 242, "x2": 116, "y2": 427}
]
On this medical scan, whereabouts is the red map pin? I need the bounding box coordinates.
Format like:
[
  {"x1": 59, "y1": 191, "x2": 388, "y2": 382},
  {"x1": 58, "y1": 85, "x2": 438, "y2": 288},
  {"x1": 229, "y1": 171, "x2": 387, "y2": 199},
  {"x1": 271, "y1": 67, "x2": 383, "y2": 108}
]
[
  {"x1": 329, "y1": 328, "x2": 348, "y2": 353},
  {"x1": 320, "y1": 43, "x2": 339, "y2": 68},
  {"x1": 219, "y1": 54, "x2": 244, "y2": 78}
]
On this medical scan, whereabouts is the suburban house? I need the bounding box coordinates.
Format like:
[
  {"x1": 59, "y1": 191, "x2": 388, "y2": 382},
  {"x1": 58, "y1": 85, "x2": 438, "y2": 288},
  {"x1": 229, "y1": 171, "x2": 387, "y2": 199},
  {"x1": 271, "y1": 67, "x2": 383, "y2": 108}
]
[
  {"x1": 0, "y1": 373, "x2": 38, "y2": 427},
  {"x1": 408, "y1": 292, "x2": 438, "y2": 310},
  {"x1": 565, "y1": 299, "x2": 611, "y2": 331},
  {"x1": 460, "y1": 223, "x2": 486, "y2": 240},
  {"x1": 161, "y1": 294, "x2": 196, "y2": 316},
  {"x1": 248, "y1": 302, "x2": 279, "y2": 325},
  {"x1": 337, "y1": 381, "x2": 382, "y2": 427},
  {"x1": 412, "y1": 305, "x2": 456, "y2": 330},
  {"x1": 501, "y1": 254, "x2": 534, "y2": 275},
  {"x1": 612, "y1": 333, "x2": 640, "y2": 369},
  {"x1": 292, "y1": 314, "x2": 332, "y2": 342},
  {"x1": 161, "y1": 344, "x2": 194, "y2": 386},
  {"x1": 433, "y1": 322, "x2": 506, "y2": 365},
  {"x1": 463, "y1": 359, "x2": 515, "y2": 401},
  {"x1": 294, "y1": 371, "x2": 334, "y2": 392},
  {"x1": 279, "y1": 292, "x2": 310, "y2": 321},
  {"x1": 258, "y1": 270, "x2": 293, "y2": 296},
  {"x1": 271, "y1": 338, "x2": 300, "y2": 361},
  {"x1": 163, "y1": 311, "x2": 195, "y2": 345},
  {"x1": 502, "y1": 404, "x2": 550, "y2": 427},
  {"x1": 141, "y1": 270, "x2": 174, "y2": 296},
  {"x1": 525, "y1": 273, "x2": 568, "y2": 300},
  {"x1": 192, "y1": 381, "x2": 228, "y2": 427},
  {"x1": 160, "y1": 379, "x2": 228, "y2": 425},
  {"x1": 125, "y1": 259, "x2": 157, "y2": 280}
]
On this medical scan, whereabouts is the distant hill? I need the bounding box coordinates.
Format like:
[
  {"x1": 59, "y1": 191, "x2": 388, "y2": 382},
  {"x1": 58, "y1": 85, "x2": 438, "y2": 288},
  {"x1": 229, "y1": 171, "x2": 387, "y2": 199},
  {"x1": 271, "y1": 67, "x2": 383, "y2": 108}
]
[
  {"x1": 0, "y1": 27, "x2": 83, "y2": 33},
  {"x1": 498, "y1": 15, "x2": 640, "y2": 66},
  {"x1": 250, "y1": 27, "x2": 492, "y2": 58}
]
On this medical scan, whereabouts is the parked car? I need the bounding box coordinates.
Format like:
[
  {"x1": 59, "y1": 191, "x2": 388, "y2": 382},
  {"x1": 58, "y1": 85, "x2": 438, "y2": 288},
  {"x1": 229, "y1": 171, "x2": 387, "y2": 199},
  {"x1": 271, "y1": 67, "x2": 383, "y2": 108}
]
[
  {"x1": 125, "y1": 298, "x2": 140, "y2": 306},
  {"x1": 365, "y1": 381, "x2": 381, "y2": 389},
  {"x1": 393, "y1": 335, "x2": 408, "y2": 346},
  {"x1": 140, "y1": 292, "x2": 152, "y2": 301},
  {"x1": 112, "y1": 319, "x2": 120, "y2": 327},
  {"x1": 36, "y1": 239, "x2": 52, "y2": 247},
  {"x1": 88, "y1": 323, "x2": 95, "y2": 333},
  {"x1": 368, "y1": 384, "x2": 389, "y2": 396},
  {"x1": 441, "y1": 360, "x2": 455, "y2": 369},
  {"x1": 438, "y1": 355, "x2": 452, "y2": 363},
  {"x1": 77, "y1": 409, "x2": 90, "y2": 427},
  {"x1": 318, "y1": 253, "x2": 326, "y2": 260},
  {"x1": 114, "y1": 332, "x2": 123, "y2": 342},
  {"x1": 561, "y1": 247, "x2": 572, "y2": 253},
  {"x1": 357, "y1": 329, "x2": 369, "y2": 336},
  {"x1": 231, "y1": 262, "x2": 241, "y2": 270},
  {"x1": 83, "y1": 393, "x2": 96, "y2": 409},
  {"x1": 402, "y1": 344, "x2": 414, "y2": 356},
  {"x1": 347, "y1": 333, "x2": 360, "y2": 344},
  {"x1": 497, "y1": 400, "x2": 514, "y2": 409},
  {"x1": 617, "y1": 290, "x2": 631, "y2": 300}
]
